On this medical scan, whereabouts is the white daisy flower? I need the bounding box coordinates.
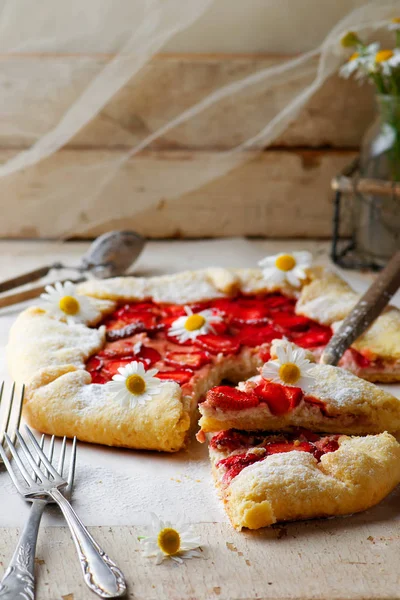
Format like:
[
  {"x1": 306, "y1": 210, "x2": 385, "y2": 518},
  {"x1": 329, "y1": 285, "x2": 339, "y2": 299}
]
[
  {"x1": 387, "y1": 48, "x2": 400, "y2": 71},
  {"x1": 40, "y1": 280, "x2": 98, "y2": 325},
  {"x1": 370, "y1": 48, "x2": 400, "y2": 76},
  {"x1": 139, "y1": 513, "x2": 202, "y2": 565},
  {"x1": 388, "y1": 17, "x2": 400, "y2": 31},
  {"x1": 339, "y1": 43, "x2": 379, "y2": 80},
  {"x1": 262, "y1": 339, "x2": 316, "y2": 390},
  {"x1": 106, "y1": 361, "x2": 162, "y2": 408},
  {"x1": 258, "y1": 251, "x2": 312, "y2": 288},
  {"x1": 168, "y1": 306, "x2": 222, "y2": 343}
]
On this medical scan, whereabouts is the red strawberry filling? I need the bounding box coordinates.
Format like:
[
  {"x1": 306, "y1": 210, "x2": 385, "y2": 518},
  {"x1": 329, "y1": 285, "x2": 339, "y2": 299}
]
[
  {"x1": 214, "y1": 429, "x2": 340, "y2": 482},
  {"x1": 347, "y1": 348, "x2": 372, "y2": 368},
  {"x1": 236, "y1": 325, "x2": 282, "y2": 347},
  {"x1": 207, "y1": 386, "x2": 260, "y2": 411},
  {"x1": 155, "y1": 369, "x2": 194, "y2": 385},
  {"x1": 86, "y1": 292, "x2": 333, "y2": 388},
  {"x1": 196, "y1": 333, "x2": 241, "y2": 355},
  {"x1": 164, "y1": 350, "x2": 211, "y2": 369},
  {"x1": 253, "y1": 381, "x2": 303, "y2": 415}
]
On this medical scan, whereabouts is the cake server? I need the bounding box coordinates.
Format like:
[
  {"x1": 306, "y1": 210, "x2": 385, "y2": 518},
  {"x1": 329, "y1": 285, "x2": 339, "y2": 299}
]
[
  {"x1": 0, "y1": 230, "x2": 145, "y2": 294},
  {"x1": 320, "y1": 249, "x2": 400, "y2": 366}
]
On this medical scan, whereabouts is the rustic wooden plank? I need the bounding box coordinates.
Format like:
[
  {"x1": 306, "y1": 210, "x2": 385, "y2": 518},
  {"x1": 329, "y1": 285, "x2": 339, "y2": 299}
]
[
  {"x1": 1, "y1": 507, "x2": 399, "y2": 600},
  {"x1": 0, "y1": 148, "x2": 355, "y2": 239},
  {"x1": 0, "y1": 54, "x2": 374, "y2": 150}
]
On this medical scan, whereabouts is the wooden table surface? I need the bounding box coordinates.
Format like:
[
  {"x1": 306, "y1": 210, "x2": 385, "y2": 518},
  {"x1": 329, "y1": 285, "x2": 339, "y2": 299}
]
[{"x1": 0, "y1": 238, "x2": 399, "y2": 600}]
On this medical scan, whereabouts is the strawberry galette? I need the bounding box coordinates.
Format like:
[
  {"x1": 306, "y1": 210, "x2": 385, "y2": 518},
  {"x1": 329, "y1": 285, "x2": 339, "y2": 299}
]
[
  {"x1": 6, "y1": 257, "x2": 400, "y2": 451},
  {"x1": 208, "y1": 428, "x2": 400, "y2": 530},
  {"x1": 198, "y1": 340, "x2": 400, "y2": 436}
]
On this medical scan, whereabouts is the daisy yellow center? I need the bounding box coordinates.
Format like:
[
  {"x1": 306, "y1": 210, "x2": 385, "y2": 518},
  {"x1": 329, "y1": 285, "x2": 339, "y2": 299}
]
[
  {"x1": 392, "y1": 17, "x2": 400, "y2": 23},
  {"x1": 349, "y1": 51, "x2": 359, "y2": 62},
  {"x1": 279, "y1": 362, "x2": 301, "y2": 385},
  {"x1": 184, "y1": 314, "x2": 206, "y2": 331},
  {"x1": 59, "y1": 295, "x2": 80, "y2": 316},
  {"x1": 157, "y1": 527, "x2": 181, "y2": 555},
  {"x1": 275, "y1": 254, "x2": 296, "y2": 272},
  {"x1": 125, "y1": 374, "x2": 146, "y2": 395},
  {"x1": 375, "y1": 50, "x2": 394, "y2": 63}
]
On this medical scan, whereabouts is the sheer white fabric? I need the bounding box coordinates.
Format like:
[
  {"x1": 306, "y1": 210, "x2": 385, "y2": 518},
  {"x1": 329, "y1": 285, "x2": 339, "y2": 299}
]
[{"x1": 0, "y1": 0, "x2": 396, "y2": 238}]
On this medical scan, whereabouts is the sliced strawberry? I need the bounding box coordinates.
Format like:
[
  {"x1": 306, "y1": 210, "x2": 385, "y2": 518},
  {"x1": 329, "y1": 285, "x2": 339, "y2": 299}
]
[
  {"x1": 115, "y1": 302, "x2": 156, "y2": 319},
  {"x1": 265, "y1": 441, "x2": 313, "y2": 455},
  {"x1": 135, "y1": 346, "x2": 161, "y2": 367},
  {"x1": 259, "y1": 348, "x2": 271, "y2": 363},
  {"x1": 293, "y1": 326, "x2": 332, "y2": 348},
  {"x1": 313, "y1": 436, "x2": 340, "y2": 460},
  {"x1": 196, "y1": 334, "x2": 241, "y2": 355},
  {"x1": 206, "y1": 386, "x2": 259, "y2": 411},
  {"x1": 230, "y1": 300, "x2": 270, "y2": 326},
  {"x1": 86, "y1": 356, "x2": 103, "y2": 372},
  {"x1": 236, "y1": 325, "x2": 282, "y2": 347},
  {"x1": 160, "y1": 304, "x2": 187, "y2": 318},
  {"x1": 99, "y1": 339, "x2": 137, "y2": 358},
  {"x1": 110, "y1": 306, "x2": 159, "y2": 329},
  {"x1": 164, "y1": 350, "x2": 211, "y2": 370},
  {"x1": 348, "y1": 348, "x2": 371, "y2": 368},
  {"x1": 105, "y1": 317, "x2": 161, "y2": 340},
  {"x1": 102, "y1": 357, "x2": 135, "y2": 377},
  {"x1": 272, "y1": 312, "x2": 312, "y2": 332},
  {"x1": 210, "y1": 298, "x2": 237, "y2": 314},
  {"x1": 188, "y1": 301, "x2": 212, "y2": 313},
  {"x1": 254, "y1": 381, "x2": 302, "y2": 415},
  {"x1": 263, "y1": 294, "x2": 296, "y2": 311},
  {"x1": 210, "y1": 430, "x2": 267, "y2": 451},
  {"x1": 217, "y1": 452, "x2": 265, "y2": 482},
  {"x1": 156, "y1": 369, "x2": 194, "y2": 385},
  {"x1": 90, "y1": 371, "x2": 108, "y2": 384}
]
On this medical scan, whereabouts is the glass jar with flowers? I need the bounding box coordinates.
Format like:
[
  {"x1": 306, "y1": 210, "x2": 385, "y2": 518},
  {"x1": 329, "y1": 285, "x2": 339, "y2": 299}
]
[{"x1": 338, "y1": 21, "x2": 400, "y2": 267}]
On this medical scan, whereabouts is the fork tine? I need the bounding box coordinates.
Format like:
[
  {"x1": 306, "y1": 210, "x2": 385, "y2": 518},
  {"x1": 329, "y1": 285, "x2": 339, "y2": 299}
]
[
  {"x1": 58, "y1": 436, "x2": 67, "y2": 476},
  {"x1": 15, "y1": 430, "x2": 47, "y2": 482},
  {"x1": 0, "y1": 383, "x2": 24, "y2": 448},
  {"x1": 0, "y1": 444, "x2": 26, "y2": 494},
  {"x1": 4, "y1": 433, "x2": 35, "y2": 487},
  {"x1": 0, "y1": 381, "x2": 13, "y2": 445},
  {"x1": 24, "y1": 426, "x2": 59, "y2": 478},
  {"x1": 8, "y1": 384, "x2": 24, "y2": 443},
  {"x1": 44, "y1": 435, "x2": 55, "y2": 479},
  {"x1": 66, "y1": 437, "x2": 77, "y2": 494}
]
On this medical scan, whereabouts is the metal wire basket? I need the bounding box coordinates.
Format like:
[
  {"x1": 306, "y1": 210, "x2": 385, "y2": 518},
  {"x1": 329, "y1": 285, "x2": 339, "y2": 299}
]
[{"x1": 331, "y1": 158, "x2": 400, "y2": 270}]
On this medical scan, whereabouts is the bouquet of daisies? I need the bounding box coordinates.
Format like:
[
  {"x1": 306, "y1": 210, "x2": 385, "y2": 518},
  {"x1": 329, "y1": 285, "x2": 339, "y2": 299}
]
[{"x1": 340, "y1": 19, "x2": 400, "y2": 94}]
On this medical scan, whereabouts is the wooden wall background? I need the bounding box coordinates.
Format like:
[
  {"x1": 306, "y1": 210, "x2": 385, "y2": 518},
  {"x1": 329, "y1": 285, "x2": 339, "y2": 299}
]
[{"x1": 0, "y1": 54, "x2": 373, "y2": 239}]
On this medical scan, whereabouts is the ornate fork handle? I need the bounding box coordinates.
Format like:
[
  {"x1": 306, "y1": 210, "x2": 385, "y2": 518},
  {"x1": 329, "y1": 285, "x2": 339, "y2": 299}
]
[
  {"x1": 0, "y1": 499, "x2": 47, "y2": 600},
  {"x1": 48, "y1": 488, "x2": 126, "y2": 598}
]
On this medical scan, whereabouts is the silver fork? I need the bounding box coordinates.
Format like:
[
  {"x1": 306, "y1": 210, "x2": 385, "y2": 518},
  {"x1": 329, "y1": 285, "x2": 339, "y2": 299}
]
[
  {"x1": 0, "y1": 432, "x2": 75, "y2": 600},
  {"x1": 0, "y1": 427, "x2": 127, "y2": 598}
]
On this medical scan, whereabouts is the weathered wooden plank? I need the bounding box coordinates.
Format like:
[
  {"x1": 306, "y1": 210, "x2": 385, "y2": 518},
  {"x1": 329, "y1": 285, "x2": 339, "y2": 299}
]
[
  {"x1": 0, "y1": 54, "x2": 374, "y2": 150},
  {"x1": 1, "y1": 509, "x2": 399, "y2": 600},
  {"x1": 0, "y1": 148, "x2": 355, "y2": 239}
]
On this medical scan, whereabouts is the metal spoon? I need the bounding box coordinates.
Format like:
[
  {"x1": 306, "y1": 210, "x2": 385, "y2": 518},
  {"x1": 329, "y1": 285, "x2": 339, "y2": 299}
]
[
  {"x1": 0, "y1": 230, "x2": 146, "y2": 308},
  {"x1": 0, "y1": 231, "x2": 145, "y2": 294}
]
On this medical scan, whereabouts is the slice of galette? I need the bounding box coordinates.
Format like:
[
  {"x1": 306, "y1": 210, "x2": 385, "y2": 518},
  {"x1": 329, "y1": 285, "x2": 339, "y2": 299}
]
[
  {"x1": 209, "y1": 427, "x2": 400, "y2": 530},
  {"x1": 199, "y1": 340, "x2": 400, "y2": 436}
]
